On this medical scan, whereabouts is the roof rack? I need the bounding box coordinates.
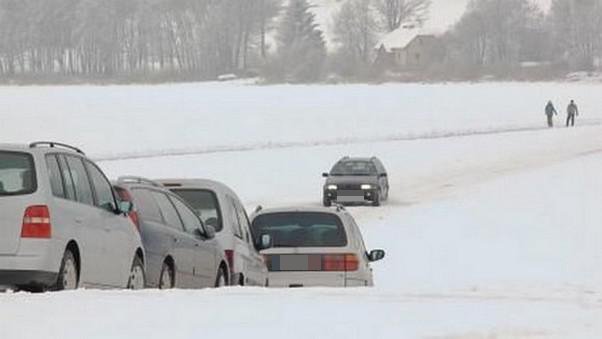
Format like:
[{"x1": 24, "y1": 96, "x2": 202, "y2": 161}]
[
  {"x1": 29, "y1": 141, "x2": 85, "y2": 155},
  {"x1": 117, "y1": 176, "x2": 161, "y2": 187}
]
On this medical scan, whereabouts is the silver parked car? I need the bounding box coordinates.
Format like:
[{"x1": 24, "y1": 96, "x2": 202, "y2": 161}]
[
  {"x1": 157, "y1": 179, "x2": 269, "y2": 287},
  {"x1": 114, "y1": 177, "x2": 229, "y2": 289},
  {"x1": 0, "y1": 142, "x2": 145, "y2": 291},
  {"x1": 250, "y1": 206, "x2": 385, "y2": 288}
]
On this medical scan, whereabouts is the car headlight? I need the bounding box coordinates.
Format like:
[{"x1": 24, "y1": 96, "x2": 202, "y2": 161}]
[
  {"x1": 327, "y1": 185, "x2": 338, "y2": 190},
  {"x1": 361, "y1": 184, "x2": 373, "y2": 190}
]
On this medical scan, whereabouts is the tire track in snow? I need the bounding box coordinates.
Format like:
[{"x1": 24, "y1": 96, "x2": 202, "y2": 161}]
[{"x1": 93, "y1": 120, "x2": 602, "y2": 162}]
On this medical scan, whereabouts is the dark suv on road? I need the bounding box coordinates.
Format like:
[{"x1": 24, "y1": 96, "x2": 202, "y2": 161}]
[{"x1": 322, "y1": 157, "x2": 389, "y2": 207}]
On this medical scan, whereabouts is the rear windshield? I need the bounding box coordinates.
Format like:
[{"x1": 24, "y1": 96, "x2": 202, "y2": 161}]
[
  {"x1": 252, "y1": 212, "x2": 347, "y2": 248},
  {"x1": 0, "y1": 151, "x2": 36, "y2": 196},
  {"x1": 331, "y1": 161, "x2": 376, "y2": 176}
]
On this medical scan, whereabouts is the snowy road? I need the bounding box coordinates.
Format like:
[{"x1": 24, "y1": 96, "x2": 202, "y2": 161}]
[{"x1": 2, "y1": 83, "x2": 602, "y2": 338}]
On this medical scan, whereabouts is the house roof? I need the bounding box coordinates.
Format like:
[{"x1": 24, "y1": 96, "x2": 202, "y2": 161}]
[{"x1": 377, "y1": 26, "x2": 440, "y2": 52}]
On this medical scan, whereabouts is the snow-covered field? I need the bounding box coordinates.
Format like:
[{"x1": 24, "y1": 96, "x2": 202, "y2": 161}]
[{"x1": 1, "y1": 82, "x2": 602, "y2": 338}]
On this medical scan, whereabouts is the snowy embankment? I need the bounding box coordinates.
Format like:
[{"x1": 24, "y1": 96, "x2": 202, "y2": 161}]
[{"x1": 1, "y1": 83, "x2": 602, "y2": 338}]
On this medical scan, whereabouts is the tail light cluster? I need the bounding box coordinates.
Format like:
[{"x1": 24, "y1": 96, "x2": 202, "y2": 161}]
[
  {"x1": 322, "y1": 254, "x2": 359, "y2": 272},
  {"x1": 114, "y1": 186, "x2": 140, "y2": 233},
  {"x1": 224, "y1": 249, "x2": 235, "y2": 274},
  {"x1": 21, "y1": 205, "x2": 52, "y2": 238}
]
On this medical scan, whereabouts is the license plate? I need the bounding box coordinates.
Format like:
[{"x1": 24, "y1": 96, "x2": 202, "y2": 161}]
[{"x1": 268, "y1": 254, "x2": 322, "y2": 271}]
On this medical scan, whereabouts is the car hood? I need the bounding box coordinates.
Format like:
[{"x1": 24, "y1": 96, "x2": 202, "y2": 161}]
[{"x1": 325, "y1": 176, "x2": 378, "y2": 186}]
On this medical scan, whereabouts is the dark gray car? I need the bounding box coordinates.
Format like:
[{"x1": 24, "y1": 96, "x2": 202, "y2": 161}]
[
  {"x1": 114, "y1": 177, "x2": 229, "y2": 289},
  {"x1": 322, "y1": 157, "x2": 389, "y2": 207}
]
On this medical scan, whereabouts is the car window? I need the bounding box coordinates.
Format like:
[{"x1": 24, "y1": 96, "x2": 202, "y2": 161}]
[
  {"x1": 331, "y1": 161, "x2": 377, "y2": 176},
  {"x1": 251, "y1": 212, "x2": 348, "y2": 248},
  {"x1": 131, "y1": 188, "x2": 163, "y2": 223},
  {"x1": 85, "y1": 161, "x2": 115, "y2": 211},
  {"x1": 227, "y1": 196, "x2": 244, "y2": 238},
  {"x1": 45, "y1": 155, "x2": 65, "y2": 198},
  {"x1": 65, "y1": 155, "x2": 94, "y2": 206},
  {"x1": 170, "y1": 189, "x2": 223, "y2": 232},
  {"x1": 170, "y1": 196, "x2": 204, "y2": 235},
  {"x1": 233, "y1": 199, "x2": 252, "y2": 244},
  {"x1": 150, "y1": 191, "x2": 184, "y2": 230},
  {"x1": 0, "y1": 151, "x2": 36, "y2": 196},
  {"x1": 56, "y1": 155, "x2": 76, "y2": 200}
]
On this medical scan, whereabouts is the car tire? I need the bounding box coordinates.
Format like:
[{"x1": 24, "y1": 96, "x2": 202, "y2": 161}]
[
  {"x1": 323, "y1": 197, "x2": 332, "y2": 207},
  {"x1": 372, "y1": 191, "x2": 381, "y2": 207},
  {"x1": 215, "y1": 267, "x2": 228, "y2": 288},
  {"x1": 127, "y1": 255, "x2": 145, "y2": 290},
  {"x1": 159, "y1": 262, "x2": 174, "y2": 289},
  {"x1": 56, "y1": 250, "x2": 78, "y2": 291}
]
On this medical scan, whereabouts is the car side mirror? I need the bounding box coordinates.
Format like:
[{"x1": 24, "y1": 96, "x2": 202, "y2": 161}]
[
  {"x1": 368, "y1": 249, "x2": 385, "y2": 262},
  {"x1": 117, "y1": 201, "x2": 133, "y2": 215},
  {"x1": 322, "y1": 172, "x2": 329, "y2": 178},
  {"x1": 204, "y1": 225, "x2": 216, "y2": 239},
  {"x1": 258, "y1": 234, "x2": 273, "y2": 250}
]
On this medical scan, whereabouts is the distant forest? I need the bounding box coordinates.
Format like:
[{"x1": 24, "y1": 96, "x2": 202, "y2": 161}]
[{"x1": 0, "y1": 0, "x2": 600, "y2": 84}]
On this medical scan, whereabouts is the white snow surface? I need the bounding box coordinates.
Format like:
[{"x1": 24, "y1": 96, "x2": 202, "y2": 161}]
[{"x1": 1, "y1": 82, "x2": 602, "y2": 338}]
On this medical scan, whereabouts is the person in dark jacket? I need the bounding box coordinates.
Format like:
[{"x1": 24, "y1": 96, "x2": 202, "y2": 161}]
[
  {"x1": 545, "y1": 100, "x2": 558, "y2": 127},
  {"x1": 566, "y1": 100, "x2": 579, "y2": 127}
]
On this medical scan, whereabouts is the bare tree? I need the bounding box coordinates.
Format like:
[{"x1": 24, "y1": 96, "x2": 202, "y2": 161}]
[
  {"x1": 550, "y1": 0, "x2": 602, "y2": 70},
  {"x1": 374, "y1": 0, "x2": 431, "y2": 32},
  {"x1": 333, "y1": 0, "x2": 379, "y2": 72}
]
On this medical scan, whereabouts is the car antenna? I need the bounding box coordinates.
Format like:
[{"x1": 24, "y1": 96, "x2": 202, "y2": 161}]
[{"x1": 254, "y1": 205, "x2": 263, "y2": 213}]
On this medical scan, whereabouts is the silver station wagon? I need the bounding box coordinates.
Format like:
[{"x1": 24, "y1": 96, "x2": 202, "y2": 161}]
[
  {"x1": 251, "y1": 206, "x2": 385, "y2": 288},
  {"x1": 0, "y1": 142, "x2": 145, "y2": 291}
]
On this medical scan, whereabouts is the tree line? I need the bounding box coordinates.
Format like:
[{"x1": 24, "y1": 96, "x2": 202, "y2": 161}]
[{"x1": 0, "y1": 0, "x2": 600, "y2": 83}]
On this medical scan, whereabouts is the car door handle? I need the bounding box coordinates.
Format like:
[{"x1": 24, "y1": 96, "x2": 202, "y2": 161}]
[{"x1": 74, "y1": 218, "x2": 83, "y2": 224}]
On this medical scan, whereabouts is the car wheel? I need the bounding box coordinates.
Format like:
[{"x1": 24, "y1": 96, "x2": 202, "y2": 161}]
[
  {"x1": 56, "y1": 250, "x2": 78, "y2": 291},
  {"x1": 372, "y1": 191, "x2": 381, "y2": 207},
  {"x1": 159, "y1": 262, "x2": 174, "y2": 289},
  {"x1": 323, "y1": 197, "x2": 332, "y2": 207},
  {"x1": 215, "y1": 267, "x2": 227, "y2": 288},
  {"x1": 127, "y1": 256, "x2": 145, "y2": 290}
]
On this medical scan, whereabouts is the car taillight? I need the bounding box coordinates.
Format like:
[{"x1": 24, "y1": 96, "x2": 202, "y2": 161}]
[
  {"x1": 225, "y1": 250, "x2": 235, "y2": 273},
  {"x1": 322, "y1": 254, "x2": 359, "y2": 272},
  {"x1": 114, "y1": 186, "x2": 140, "y2": 232},
  {"x1": 129, "y1": 210, "x2": 141, "y2": 233},
  {"x1": 21, "y1": 205, "x2": 52, "y2": 238}
]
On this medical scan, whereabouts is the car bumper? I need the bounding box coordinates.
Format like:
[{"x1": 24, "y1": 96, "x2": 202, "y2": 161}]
[
  {"x1": 0, "y1": 270, "x2": 58, "y2": 288},
  {"x1": 324, "y1": 189, "x2": 378, "y2": 203},
  {"x1": 267, "y1": 271, "x2": 371, "y2": 288},
  {"x1": 0, "y1": 240, "x2": 61, "y2": 287}
]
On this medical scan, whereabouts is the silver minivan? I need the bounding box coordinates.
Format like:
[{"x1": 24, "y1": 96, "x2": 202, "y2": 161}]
[
  {"x1": 0, "y1": 142, "x2": 145, "y2": 291},
  {"x1": 158, "y1": 179, "x2": 269, "y2": 286}
]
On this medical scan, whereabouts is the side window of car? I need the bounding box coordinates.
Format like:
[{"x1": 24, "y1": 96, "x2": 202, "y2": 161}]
[
  {"x1": 56, "y1": 155, "x2": 76, "y2": 200},
  {"x1": 45, "y1": 155, "x2": 65, "y2": 198},
  {"x1": 170, "y1": 196, "x2": 203, "y2": 235},
  {"x1": 233, "y1": 200, "x2": 252, "y2": 244},
  {"x1": 227, "y1": 196, "x2": 244, "y2": 238},
  {"x1": 151, "y1": 191, "x2": 184, "y2": 231},
  {"x1": 85, "y1": 161, "x2": 115, "y2": 211},
  {"x1": 65, "y1": 156, "x2": 94, "y2": 206},
  {"x1": 131, "y1": 188, "x2": 164, "y2": 223}
]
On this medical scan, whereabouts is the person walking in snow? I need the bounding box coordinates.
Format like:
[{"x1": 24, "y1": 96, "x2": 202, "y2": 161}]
[
  {"x1": 545, "y1": 100, "x2": 557, "y2": 127},
  {"x1": 566, "y1": 100, "x2": 579, "y2": 127}
]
